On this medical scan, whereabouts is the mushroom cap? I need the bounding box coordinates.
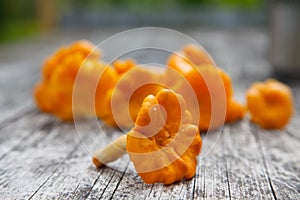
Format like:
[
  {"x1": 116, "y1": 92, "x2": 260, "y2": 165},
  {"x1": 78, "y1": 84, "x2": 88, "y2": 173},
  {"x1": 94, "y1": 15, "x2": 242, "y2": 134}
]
[
  {"x1": 167, "y1": 44, "x2": 245, "y2": 130},
  {"x1": 107, "y1": 66, "x2": 165, "y2": 128},
  {"x1": 246, "y1": 79, "x2": 293, "y2": 129},
  {"x1": 34, "y1": 40, "x2": 105, "y2": 121}
]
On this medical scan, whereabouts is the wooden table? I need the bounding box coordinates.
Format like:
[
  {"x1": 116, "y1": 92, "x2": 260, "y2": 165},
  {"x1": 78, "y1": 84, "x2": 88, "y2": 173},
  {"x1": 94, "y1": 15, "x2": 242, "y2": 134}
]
[{"x1": 0, "y1": 27, "x2": 299, "y2": 199}]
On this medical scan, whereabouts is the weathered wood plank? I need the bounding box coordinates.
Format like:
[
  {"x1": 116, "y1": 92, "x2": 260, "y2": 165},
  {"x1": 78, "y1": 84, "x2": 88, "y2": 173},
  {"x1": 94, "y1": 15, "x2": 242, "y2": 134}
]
[
  {"x1": 0, "y1": 108, "x2": 57, "y2": 160},
  {"x1": 195, "y1": 130, "x2": 230, "y2": 199},
  {"x1": 224, "y1": 122, "x2": 275, "y2": 199},
  {"x1": 251, "y1": 119, "x2": 300, "y2": 200},
  {"x1": 28, "y1": 123, "x2": 99, "y2": 199},
  {"x1": 109, "y1": 157, "x2": 195, "y2": 199},
  {"x1": 29, "y1": 122, "x2": 123, "y2": 199},
  {"x1": 0, "y1": 110, "x2": 298, "y2": 199},
  {"x1": 0, "y1": 113, "x2": 79, "y2": 199}
]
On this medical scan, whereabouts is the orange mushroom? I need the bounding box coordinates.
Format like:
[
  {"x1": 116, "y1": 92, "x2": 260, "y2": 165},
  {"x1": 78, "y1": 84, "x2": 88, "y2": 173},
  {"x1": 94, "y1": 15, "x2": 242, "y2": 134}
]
[
  {"x1": 127, "y1": 89, "x2": 202, "y2": 184},
  {"x1": 34, "y1": 40, "x2": 118, "y2": 121},
  {"x1": 246, "y1": 79, "x2": 294, "y2": 129},
  {"x1": 34, "y1": 39, "x2": 145, "y2": 122},
  {"x1": 101, "y1": 66, "x2": 165, "y2": 128},
  {"x1": 35, "y1": 40, "x2": 97, "y2": 120},
  {"x1": 167, "y1": 44, "x2": 245, "y2": 130},
  {"x1": 94, "y1": 59, "x2": 137, "y2": 125},
  {"x1": 93, "y1": 89, "x2": 202, "y2": 185}
]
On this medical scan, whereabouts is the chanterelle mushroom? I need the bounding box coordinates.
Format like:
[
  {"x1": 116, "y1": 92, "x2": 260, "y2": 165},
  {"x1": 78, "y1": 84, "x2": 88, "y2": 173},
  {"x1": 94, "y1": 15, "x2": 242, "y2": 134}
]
[
  {"x1": 167, "y1": 44, "x2": 245, "y2": 130},
  {"x1": 93, "y1": 89, "x2": 202, "y2": 185}
]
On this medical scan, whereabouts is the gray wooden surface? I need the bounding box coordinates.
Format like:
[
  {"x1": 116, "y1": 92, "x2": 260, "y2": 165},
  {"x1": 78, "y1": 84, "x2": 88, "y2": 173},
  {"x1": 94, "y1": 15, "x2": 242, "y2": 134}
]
[{"x1": 0, "y1": 27, "x2": 299, "y2": 199}]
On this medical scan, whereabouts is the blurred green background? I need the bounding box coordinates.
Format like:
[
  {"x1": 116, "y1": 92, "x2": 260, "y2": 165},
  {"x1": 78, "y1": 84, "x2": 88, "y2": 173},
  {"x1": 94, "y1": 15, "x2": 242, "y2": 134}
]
[{"x1": 0, "y1": 0, "x2": 265, "y2": 44}]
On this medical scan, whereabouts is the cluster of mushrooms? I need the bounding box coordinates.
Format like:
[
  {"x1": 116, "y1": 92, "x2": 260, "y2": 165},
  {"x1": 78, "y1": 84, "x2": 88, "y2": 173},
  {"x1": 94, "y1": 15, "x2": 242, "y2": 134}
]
[{"x1": 34, "y1": 40, "x2": 294, "y2": 185}]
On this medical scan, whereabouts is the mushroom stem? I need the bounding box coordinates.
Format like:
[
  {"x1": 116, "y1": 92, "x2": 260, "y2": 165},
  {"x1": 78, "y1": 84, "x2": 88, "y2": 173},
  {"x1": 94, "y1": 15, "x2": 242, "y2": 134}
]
[{"x1": 92, "y1": 134, "x2": 127, "y2": 168}]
